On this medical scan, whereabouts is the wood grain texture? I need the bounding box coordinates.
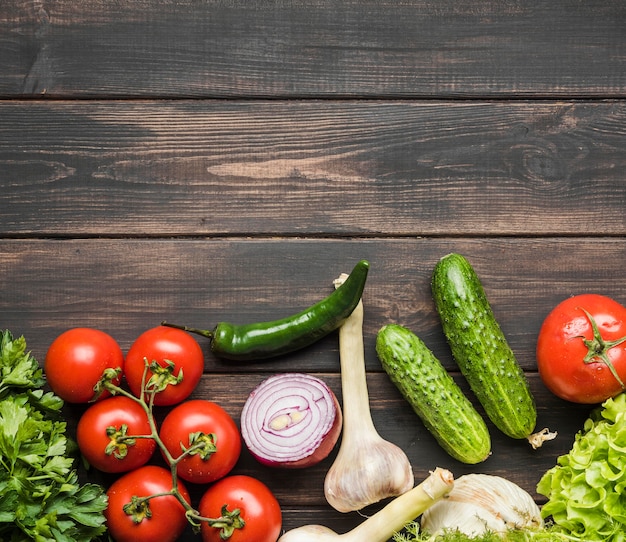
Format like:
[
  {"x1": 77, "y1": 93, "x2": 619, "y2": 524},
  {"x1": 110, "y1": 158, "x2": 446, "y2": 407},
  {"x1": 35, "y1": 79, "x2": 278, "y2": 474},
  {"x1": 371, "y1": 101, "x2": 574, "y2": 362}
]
[
  {"x1": 1, "y1": 0, "x2": 624, "y2": 98},
  {"x1": 2, "y1": 100, "x2": 626, "y2": 236},
  {"x1": 3, "y1": 237, "x2": 626, "y2": 373},
  {"x1": 2, "y1": 0, "x2": 626, "y2": 539}
]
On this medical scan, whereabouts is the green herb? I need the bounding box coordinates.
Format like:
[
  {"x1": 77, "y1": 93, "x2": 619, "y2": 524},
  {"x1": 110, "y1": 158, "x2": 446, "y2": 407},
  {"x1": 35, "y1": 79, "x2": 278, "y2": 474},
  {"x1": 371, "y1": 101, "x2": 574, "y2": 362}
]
[
  {"x1": 538, "y1": 391, "x2": 626, "y2": 541},
  {"x1": 393, "y1": 522, "x2": 571, "y2": 541},
  {"x1": 0, "y1": 330, "x2": 107, "y2": 541}
]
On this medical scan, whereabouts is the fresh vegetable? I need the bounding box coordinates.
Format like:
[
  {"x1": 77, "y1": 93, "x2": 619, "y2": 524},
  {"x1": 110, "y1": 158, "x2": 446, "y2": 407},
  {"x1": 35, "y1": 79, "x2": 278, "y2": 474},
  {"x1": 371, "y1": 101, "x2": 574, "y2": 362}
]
[
  {"x1": 324, "y1": 273, "x2": 414, "y2": 513},
  {"x1": 0, "y1": 329, "x2": 107, "y2": 541},
  {"x1": 420, "y1": 474, "x2": 542, "y2": 537},
  {"x1": 162, "y1": 259, "x2": 369, "y2": 361},
  {"x1": 105, "y1": 465, "x2": 191, "y2": 542},
  {"x1": 241, "y1": 372, "x2": 342, "y2": 468},
  {"x1": 536, "y1": 293, "x2": 626, "y2": 404},
  {"x1": 394, "y1": 525, "x2": 569, "y2": 541},
  {"x1": 198, "y1": 475, "x2": 282, "y2": 542},
  {"x1": 432, "y1": 253, "x2": 554, "y2": 448},
  {"x1": 97, "y1": 362, "x2": 263, "y2": 539},
  {"x1": 44, "y1": 327, "x2": 124, "y2": 403},
  {"x1": 279, "y1": 468, "x2": 454, "y2": 542},
  {"x1": 76, "y1": 395, "x2": 156, "y2": 473},
  {"x1": 159, "y1": 399, "x2": 241, "y2": 484},
  {"x1": 538, "y1": 391, "x2": 626, "y2": 541},
  {"x1": 124, "y1": 325, "x2": 204, "y2": 406},
  {"x1": 376, "y1": 324, "x2": 491, "y2": 464}
]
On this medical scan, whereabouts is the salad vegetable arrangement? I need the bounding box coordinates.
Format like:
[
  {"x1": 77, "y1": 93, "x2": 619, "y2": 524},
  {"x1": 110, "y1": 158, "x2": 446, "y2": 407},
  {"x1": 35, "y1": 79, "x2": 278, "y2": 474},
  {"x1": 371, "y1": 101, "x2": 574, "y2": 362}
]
[
  {"x1": 48, "y1": 324, "x2": 283, "y2": 542},
  {"x1": 10, "y1": 255, "x2": 626, "y2": 541},
  {"x1": 393, "y1": 391, "x2": 626, "y2": 541}
]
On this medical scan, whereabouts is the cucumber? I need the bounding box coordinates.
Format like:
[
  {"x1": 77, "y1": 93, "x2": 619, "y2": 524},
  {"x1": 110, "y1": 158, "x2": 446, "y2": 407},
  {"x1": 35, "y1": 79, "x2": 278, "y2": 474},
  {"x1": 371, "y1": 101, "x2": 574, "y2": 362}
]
[
  {"x1": 376, "y1": 323, "x2": 491, "y2": 464},
  {"x1": 431, "y1": 253, "x2": 537, "y2": 441}
]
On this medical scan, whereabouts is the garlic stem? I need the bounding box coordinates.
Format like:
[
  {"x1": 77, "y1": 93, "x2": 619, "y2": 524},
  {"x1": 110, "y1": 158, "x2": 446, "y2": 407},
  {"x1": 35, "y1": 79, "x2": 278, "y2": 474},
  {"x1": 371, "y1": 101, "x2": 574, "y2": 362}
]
[
  {"x1": 334, "y1": 278, "x2": 375, "y2": 434},
  {"x1": 278, "y1": 468, "x2": 454, "y2": 542},
  {"x1": 324, "y1": 273, "x2": 414, "y2": 513}
]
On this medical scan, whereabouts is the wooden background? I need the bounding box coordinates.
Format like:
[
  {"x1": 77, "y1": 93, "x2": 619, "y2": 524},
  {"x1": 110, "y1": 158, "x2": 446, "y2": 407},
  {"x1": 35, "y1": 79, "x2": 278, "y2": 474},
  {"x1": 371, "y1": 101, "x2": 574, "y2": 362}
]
[{"x1": 1, "y1": 1, "x2": 625, "y2": 539}]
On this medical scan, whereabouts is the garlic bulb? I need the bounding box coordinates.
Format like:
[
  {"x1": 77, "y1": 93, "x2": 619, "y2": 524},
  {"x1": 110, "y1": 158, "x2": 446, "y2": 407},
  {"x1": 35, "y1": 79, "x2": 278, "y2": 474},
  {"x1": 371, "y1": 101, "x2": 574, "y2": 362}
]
[
  {"x1": 420, "y1": 473, "x2": 542, "y2": 537},
  {"x1": 280, "y1": 468, "x2": 454, "y2": 542},
  {"x1": 323, "y1": 274, "x2": 414, "y2": 513}
]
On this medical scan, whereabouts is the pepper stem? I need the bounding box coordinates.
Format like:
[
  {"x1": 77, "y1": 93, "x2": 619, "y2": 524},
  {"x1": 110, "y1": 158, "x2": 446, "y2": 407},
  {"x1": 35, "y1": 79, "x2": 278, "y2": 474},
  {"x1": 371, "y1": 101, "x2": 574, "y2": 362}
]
[
  {"x1": 579, "y1": 307, "x2": 626, "y2": 391},
  {"x1": 161, "y1": 321, "x2": 214, "y2": 339}
]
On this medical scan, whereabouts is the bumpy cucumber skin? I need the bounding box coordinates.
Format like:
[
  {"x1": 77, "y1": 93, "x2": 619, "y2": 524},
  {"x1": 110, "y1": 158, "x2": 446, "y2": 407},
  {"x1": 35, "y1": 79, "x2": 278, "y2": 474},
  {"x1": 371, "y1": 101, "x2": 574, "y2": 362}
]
[
  {"x1": 376, "y1": 323, "x2": 491, "y2": 464},
  {"x1": 432, "y1": 253, "x2": 536, "y2": 440}
]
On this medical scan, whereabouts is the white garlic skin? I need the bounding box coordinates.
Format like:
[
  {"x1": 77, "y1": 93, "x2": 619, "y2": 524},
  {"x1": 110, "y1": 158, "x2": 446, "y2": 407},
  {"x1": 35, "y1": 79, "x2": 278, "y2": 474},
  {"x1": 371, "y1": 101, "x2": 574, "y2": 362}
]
[{"x1": 421, "y1": 473, "x2": 543, "y2": 537}]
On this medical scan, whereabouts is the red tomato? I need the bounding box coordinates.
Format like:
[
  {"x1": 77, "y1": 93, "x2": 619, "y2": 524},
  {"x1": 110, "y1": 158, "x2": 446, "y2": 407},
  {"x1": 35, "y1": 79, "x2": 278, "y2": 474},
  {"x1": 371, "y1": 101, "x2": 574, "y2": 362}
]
[
  {"x1": 44, "y1": 328, "x2": 124, "y2": 403},
  {"x1": 124, "y1": 326, "x2": 204, "y2": 406},
  {"x1": 105, "y1": 465, "x2": 190, "y2": 542},
  {"x1": 537, "y1": 293, "x2": 626, "y2": 404},
  {"x1": 159, "y1": 399, "x2": 241, "y2": 484},
  {"x1": 76, "y1": 395, "x2": 156, "y2": 473},
  {"x1": 198, "y1": 475, "x2": 282, "y2": 542}
]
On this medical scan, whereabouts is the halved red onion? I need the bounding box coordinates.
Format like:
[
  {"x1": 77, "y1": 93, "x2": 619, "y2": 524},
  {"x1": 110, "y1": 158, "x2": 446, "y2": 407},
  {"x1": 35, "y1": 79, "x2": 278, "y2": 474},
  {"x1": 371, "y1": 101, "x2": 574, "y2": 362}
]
[{"x1": 240, "y1": 373, "x2": 342, "y2": 468}]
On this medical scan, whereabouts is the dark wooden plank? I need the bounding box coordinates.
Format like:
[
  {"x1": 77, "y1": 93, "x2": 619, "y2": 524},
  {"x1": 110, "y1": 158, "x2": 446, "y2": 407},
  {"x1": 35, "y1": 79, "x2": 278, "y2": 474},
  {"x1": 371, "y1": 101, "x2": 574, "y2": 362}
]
[
  {"x1": 4, "y1": 237, "x2": 626, "y2": 374},
  {"x1": 1, "y1": 1, "x2": 624, "y2": 98},
  {"x1": 2, "y1": 100, "x2": 626, "y2": 237}
]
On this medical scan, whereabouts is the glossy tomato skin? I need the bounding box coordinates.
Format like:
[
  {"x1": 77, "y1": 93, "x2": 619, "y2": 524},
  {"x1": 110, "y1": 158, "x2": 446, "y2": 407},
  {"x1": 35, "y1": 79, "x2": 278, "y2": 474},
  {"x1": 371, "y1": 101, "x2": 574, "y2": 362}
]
[
  {"x1": 159, "y1": 399, "x2": 241, "y2": 484},
  {"x1": 77, "y1": 395, "x2": 156, "y2": 473},
  {"x1": 537, "y1": 294, "x2": 626, "y2": 404},
  {"x1": 199, "y1": 475, "x2": 282, "y2": 542},
  {"x1": 124, "y1": 326, "x2": 204, "y2": 406},
  {"x1": 105, "y1": 465, "x2": 190, "y2": 542},
  {"x1": 44, "y1": 327, "x2": 124, "y2": 403}
]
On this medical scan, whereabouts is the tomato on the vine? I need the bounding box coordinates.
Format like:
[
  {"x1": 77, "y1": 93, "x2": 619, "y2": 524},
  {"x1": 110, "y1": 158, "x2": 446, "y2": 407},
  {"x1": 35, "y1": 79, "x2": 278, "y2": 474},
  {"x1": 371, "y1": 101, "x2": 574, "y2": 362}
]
[
  {"x1": 124, "y1": 325, "x2": 204, "y2": 406},
  {"x1": 159, "y1": 399, "x2": 241, "y2": 484},
  {"x1": 44, "y1": 327, "x2": 124, "y2": 403},
  {"x1": 537, "y1": 293, "x2": 626, "y2": 404},
  {"x1": 198, "y1": 475, "x2": 282, "y2": 542},
  {"x1": 76, "y1": 395, "x2": 156, "y2": 473},
  {"x1": 105, "y1": 465, "x2": 191, "y2": 542}
]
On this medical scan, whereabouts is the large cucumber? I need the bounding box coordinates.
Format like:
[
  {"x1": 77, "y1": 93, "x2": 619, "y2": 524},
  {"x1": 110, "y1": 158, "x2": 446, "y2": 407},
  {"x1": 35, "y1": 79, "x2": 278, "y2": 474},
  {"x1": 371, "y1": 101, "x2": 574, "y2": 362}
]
[
  {"x1": 431, "y1": 253, "x2": 539, "y2": 442},
  {"x1": 376, "y1": 323, "x2": 491, "y2": 464}
]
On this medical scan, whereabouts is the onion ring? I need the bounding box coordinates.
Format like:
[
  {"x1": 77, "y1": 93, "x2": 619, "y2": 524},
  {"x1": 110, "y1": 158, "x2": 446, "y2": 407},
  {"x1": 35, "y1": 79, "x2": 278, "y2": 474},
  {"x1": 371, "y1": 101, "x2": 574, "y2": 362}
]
[{"x1": 241, "y1": 373, "x2": 342, "y2": 468}]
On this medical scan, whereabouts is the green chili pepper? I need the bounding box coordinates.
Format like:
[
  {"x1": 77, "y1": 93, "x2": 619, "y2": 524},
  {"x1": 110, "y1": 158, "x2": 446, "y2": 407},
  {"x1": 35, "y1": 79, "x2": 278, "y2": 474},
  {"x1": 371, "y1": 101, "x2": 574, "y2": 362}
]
[{"x1": 162, "y1": 259, "x2": 369, "y2": 361}]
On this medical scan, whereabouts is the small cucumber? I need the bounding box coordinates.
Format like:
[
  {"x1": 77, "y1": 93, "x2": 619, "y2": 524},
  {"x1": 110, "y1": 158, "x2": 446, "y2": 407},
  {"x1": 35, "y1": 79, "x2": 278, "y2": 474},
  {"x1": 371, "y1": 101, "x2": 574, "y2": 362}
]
[
  {"x1": 431, "y1": 253, "x2": 537, "y2": 441},
  {"x1": 376, "y1": 323, "x2": 491, "y2": 464}
]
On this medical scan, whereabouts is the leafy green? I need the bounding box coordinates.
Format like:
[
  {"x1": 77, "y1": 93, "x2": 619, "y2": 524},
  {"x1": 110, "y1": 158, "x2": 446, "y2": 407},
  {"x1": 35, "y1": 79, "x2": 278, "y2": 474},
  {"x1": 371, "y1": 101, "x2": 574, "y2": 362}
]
[
  {"x1": 0, "y1": 330, "x2": 107, "y2": 541},
  {"x1": 393, "y1": 522, "x2": 571, "y2": 541},
  {"x1": 393, "y1": 522, "x2": 504, "y2": 541},
  {"x1": 537, "y1": 392, "x2": 626, "y2": 541},
  {"x1": 0, "y1": 331, "x2": 45, "y2": 392},
  {"x1": 393, "y1": 393, "x2": 626, "y2": 542}
]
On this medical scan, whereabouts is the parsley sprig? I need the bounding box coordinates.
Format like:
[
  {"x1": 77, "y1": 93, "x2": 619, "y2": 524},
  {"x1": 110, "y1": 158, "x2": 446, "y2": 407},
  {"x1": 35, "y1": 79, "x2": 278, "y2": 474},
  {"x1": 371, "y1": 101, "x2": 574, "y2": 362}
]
[{"x1": 0, "y1": 330, "x2": 108, "y2": 541}]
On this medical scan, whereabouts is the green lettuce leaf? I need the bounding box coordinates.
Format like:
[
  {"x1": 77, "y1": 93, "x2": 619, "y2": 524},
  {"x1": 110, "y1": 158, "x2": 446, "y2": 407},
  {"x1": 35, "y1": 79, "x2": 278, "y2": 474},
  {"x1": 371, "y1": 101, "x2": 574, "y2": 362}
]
[{"x1": 537, "y1": 392, "x2": 626, "y2": 541}]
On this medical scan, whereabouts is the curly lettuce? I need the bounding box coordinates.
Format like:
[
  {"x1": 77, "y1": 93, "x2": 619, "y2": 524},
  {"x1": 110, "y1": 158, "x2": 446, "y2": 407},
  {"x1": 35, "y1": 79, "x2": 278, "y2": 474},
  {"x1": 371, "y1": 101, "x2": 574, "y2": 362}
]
[{"x1": 537, "y1": 392, "x2": 626, "y2": 541}]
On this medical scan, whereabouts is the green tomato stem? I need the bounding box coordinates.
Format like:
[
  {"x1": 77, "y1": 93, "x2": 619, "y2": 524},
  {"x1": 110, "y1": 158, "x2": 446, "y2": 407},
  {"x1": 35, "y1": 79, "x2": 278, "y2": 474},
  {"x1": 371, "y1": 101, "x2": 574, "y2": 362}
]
[
  {"x1": 98, "y1": 361, "x2": 243, "y2": 538},
  {"x1": 579, "y1": 307, "x2": 626, "y2": 391}
]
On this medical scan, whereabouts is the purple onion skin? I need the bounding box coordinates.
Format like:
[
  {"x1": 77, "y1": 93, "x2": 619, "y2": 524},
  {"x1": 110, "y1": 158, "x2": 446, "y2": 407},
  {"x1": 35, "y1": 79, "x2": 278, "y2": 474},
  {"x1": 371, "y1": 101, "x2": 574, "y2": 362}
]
[{"x1": 241, "y1": 373, "x2": 343, "y2": 469}]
